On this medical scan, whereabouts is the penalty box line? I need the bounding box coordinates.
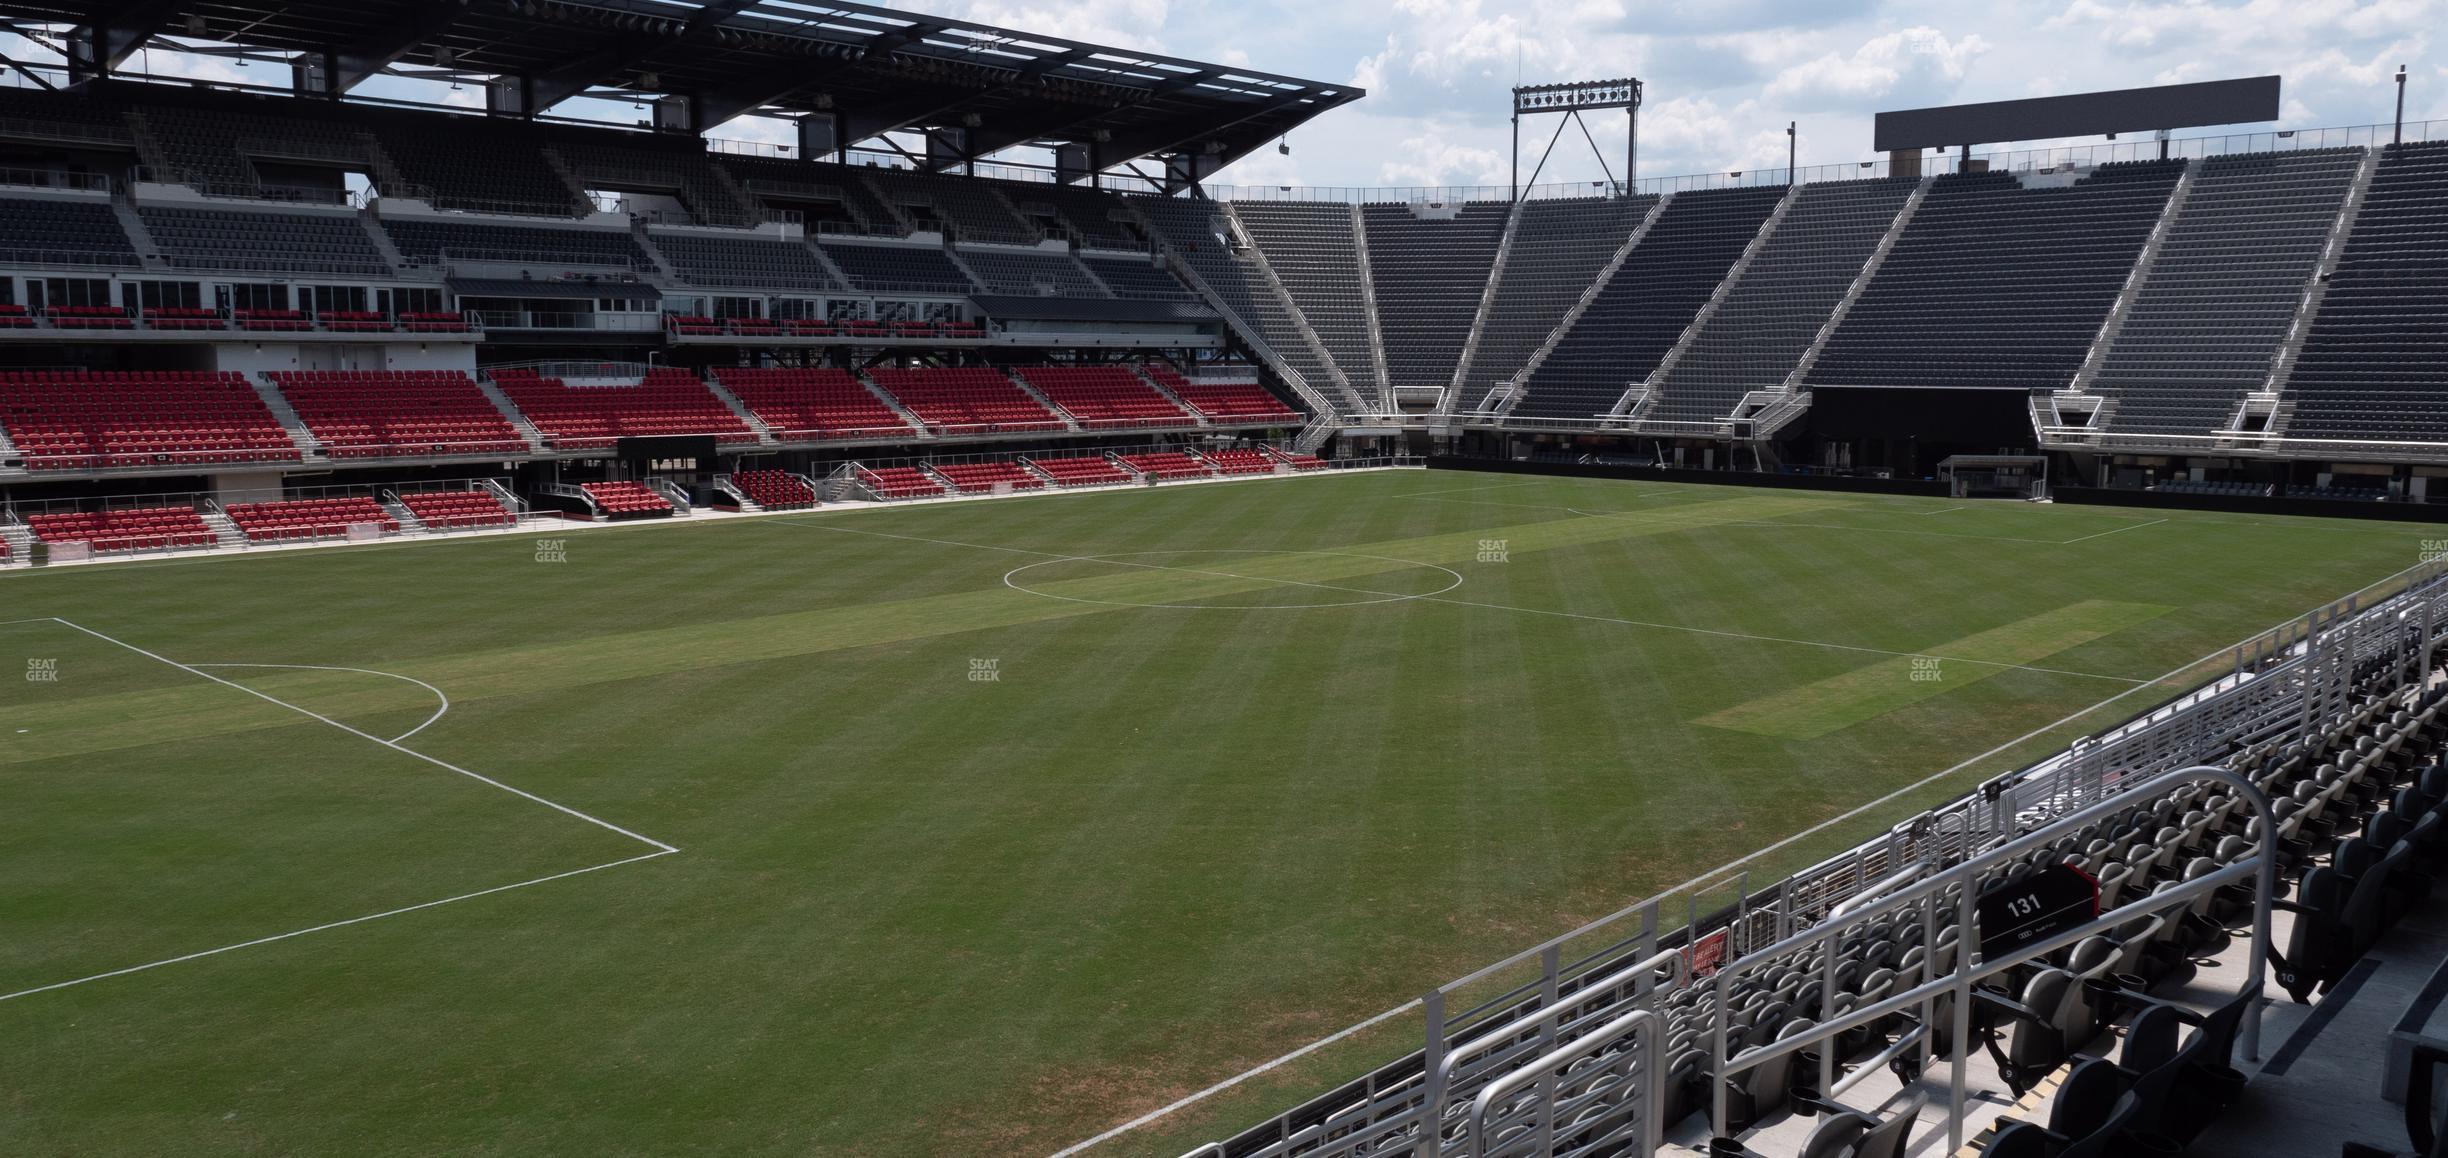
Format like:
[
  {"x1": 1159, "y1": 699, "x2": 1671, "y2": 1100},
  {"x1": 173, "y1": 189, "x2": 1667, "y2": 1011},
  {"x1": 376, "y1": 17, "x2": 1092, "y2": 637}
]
[
  {"x1": 0, "y1": 849, "x2": 675, "y2": 1004},
  {"x1": 47, "y1": 617, "x2": 674, "y2": 854},
  {"x1": 0, "y1": 618, "x2": 682, "y2": 1004}
]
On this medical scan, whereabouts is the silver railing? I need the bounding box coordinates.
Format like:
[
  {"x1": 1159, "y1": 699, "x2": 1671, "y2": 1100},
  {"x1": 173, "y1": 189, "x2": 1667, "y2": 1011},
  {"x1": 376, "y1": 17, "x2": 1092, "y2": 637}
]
[
  {"x1": 1192, "y1": 553, "x2": 2448, "y2": 1158},
  {"x1": 1705, "y1": 764, "x2": 2277, "y2": 1154}
]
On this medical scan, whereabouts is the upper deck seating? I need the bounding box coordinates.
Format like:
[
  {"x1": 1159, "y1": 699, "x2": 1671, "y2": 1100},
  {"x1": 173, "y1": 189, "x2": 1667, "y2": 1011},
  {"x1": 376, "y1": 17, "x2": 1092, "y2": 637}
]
[
  {"x1": 1516, "y1": 184, "x2": 1787, "y2": 419},
  {"x1": 1360, "y1": 200, "x2": 1512, "y2": 392},
  {"x1": 1804, "y1": 161, "x2": 2187, "y2": 395}
]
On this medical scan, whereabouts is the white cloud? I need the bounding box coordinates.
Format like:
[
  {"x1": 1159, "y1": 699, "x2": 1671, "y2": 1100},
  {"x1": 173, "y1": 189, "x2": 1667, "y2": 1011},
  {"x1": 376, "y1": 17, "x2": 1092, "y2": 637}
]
[{"x1": 1763, "y1": 26, "x2": 1990, "y2": 109}]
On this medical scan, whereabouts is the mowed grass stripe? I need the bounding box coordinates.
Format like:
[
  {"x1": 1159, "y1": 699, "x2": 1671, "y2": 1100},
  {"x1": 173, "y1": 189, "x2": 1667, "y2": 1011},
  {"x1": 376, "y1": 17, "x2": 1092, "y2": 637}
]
[
  {"x1": 1694, "y1": 599, "x2": 2175, "y2": 740},
  {"x1": 1, "y1": 494, "x2": 1857, "y2": 765}
]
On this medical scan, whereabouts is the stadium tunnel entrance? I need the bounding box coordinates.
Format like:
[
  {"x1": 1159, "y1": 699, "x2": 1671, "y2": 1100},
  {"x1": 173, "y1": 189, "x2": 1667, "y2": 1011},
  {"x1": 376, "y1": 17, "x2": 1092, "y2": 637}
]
[{"x1": 1796, "y1": 386, "x2": 2042, "y2": 479}]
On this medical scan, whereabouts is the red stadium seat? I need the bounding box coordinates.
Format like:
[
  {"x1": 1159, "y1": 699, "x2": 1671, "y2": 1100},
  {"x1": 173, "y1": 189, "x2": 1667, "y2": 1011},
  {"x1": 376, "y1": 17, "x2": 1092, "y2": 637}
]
[
  {"x1": 712, "y1": 367, "x2": 913, "y2": 441},
  {"x1": 397, "y1": 490, "x2": 516, "y2": 529},
  {"x1": 222, "y1": 496, "x2": 399, "y2": 543},
  {"x1": 266, "y1": 370, "x2": 528, "y2": 460},
  {"x1": 930, "y1": 461, "x2": 1042, "y2": 494},
  {"x1": 0, "y1": 369, "x2": 301, "y2": 471},
  {"x1": 856, "y1": 466, "x2": 945, "y2": 500},
  {"x1": 1011, "y1": 366, "x2": 1197, "y2": 430},
  {"x1": 492, "y1": 368, "x2": 755, "y2": 451},
  {"x1": 865, "y1": 367, "x2": 1066, "y2": 435},
  {"x1": 27, "y1": 504, "x2": 216, "y2": 552}
]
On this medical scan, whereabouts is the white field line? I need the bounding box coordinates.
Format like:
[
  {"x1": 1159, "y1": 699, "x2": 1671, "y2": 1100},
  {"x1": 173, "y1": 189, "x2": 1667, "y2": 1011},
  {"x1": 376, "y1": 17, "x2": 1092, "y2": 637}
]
[
  {"x1": 1386, "y1": 478, "x2": 1545, "y2": 500},
  {"x1": 0, "y1": 850, "x2": 677, "y2": 1004},
  {"x1": 191, "y1": 662, "x2": 451, "y2": 743},
  {"x1": 773, "y1": 522, "x2": 2150, "y2": 685},
  {"x1": 49, "y1": 618, "x2": 674, "y2": 853},
  {"x1": 1922, "y1": 506, "x2": 1969, "y2": 516},
  {"x1": 2061, "y1": 517, "x2": 2171, "y2": 544},
  {"x1": 1043, "y1": 997, "x2": 1427, "y2": 1158},
  {"x1": 3, "y1": 618, "x2": 680, "y2": 1003}
]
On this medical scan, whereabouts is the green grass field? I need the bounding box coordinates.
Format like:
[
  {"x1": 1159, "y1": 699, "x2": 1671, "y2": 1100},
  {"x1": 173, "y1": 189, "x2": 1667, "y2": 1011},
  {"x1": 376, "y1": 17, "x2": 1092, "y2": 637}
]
[{"x1": 0, "y1": 469, "x2": 2432, "y2": 1156}]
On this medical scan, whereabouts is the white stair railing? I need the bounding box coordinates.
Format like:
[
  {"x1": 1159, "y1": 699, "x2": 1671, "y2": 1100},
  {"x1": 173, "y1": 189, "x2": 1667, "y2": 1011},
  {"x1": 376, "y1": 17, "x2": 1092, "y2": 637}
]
[
  {"x1": 2064, "y1": 157, "x2": 2200, "y2": 397},
  {"x1": 1492, "y1": 194, "x2": 1672, "y2": 418},
  {"x1": 1780, "y1": 176, "x2": 1933, "y2": 394},
  {"x1": 1623, "y1": 183, "x2": 1801, "y2": 421},
  {"x1": 2261, "y1": 144, "x2": 2384, "y2": 439}
]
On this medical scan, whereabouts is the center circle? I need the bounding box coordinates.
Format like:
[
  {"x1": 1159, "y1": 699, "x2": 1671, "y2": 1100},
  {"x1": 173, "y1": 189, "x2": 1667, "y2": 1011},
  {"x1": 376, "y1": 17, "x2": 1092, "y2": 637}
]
[{"x1": 1002, "y1": 549, "x2": 1465, "y2": 610}]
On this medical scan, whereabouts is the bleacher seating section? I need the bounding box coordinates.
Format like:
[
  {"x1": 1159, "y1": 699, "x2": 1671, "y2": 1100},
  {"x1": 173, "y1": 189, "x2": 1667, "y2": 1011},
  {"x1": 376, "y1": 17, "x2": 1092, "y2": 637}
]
[
  {"x1": 728, "y1": 470, "x2": 818, "y2": 510},
  {"x1": 1263, "y1": 447, "x2": 1326, "y2": 471},
  {"x1": 711, "y1": 367, "x2": 913, "y2": 440},
  {"x1": 28, "y1": 505, "x2": 213, "y2": 551},
  {"x1": 2278, "y1": 142, "x2": 2448, "y2": 442},
  {"x1": 14, "y1": 69, "x2": 2448, "y2": 467},
  {"x1": 491, "y1": 368, "x2": 754, "y2": 450},
  {"x1": 866, "y1": 367, "x2": 1067, "y2": 434},
  {"x1": 135, "y1": 98, "x2": 376, "y2": 201},
  {"x1": 1118, "y1": 451, "x2": 1211, "y2": 480},
  {"x1": 223, "y1": 496, "x2": 398, "y2": 542},
  {"x1": 0, "y1": 370, "x2": 299, "y2": 470},
  {"x1": 1026, "y1": 454, "x2": 1132, "y2": 486},
  {"x1": 375, "y1": 115, "x2": 583, "y2": 217},
  {"x1": 138, "y1": 205, "x2": 392, "y2": 276},
  {"x1": 858, "y1": 465, "x2": 946, "y2": 499},
  {"x1": 992, "y1": 179, "x2": 1142, "y2": 249},
  {"x1": 380, "y1": 219, "x2": 648, "y2": 269},
  {"x1": 1806, "y1": 161, "x2": 2186, "y2": 393},
  {"x1": 647, "y1": 230, "x2": 840, "y2": 291},
  {"x1": 1149, "y1": 370, "x2": 1300, "y2": 421},
  {"x1": 931, "y1": 460, "x2": 1043, "y2": 494},
  {"x1": 2151, "y1": 479, "x2": 2271, "y2": 497},
  {"x1": 1230, "y1": 202, "x2": 1382, "y2": 395},
  {"x1": 1515, "y1": 185, "x2": 1788, "y2": 418},
  {"x1": 853, "y1": 166, "x2": 1040, "y2": 245},
  {"x1": 268, "y1": 370, "x2": 528, "y2": 458},
  {"x1": 1644, "y1": 179, "x2": 1918, "y2": 425},
  {"x1": 1361, "y1": 201, "x2": 1512, "y2": 391},
  {"x1": 398, "y1": 490, "x2": 515, "y2": 529},
  {"x1": 1458, "y1": 195, "x2": 1653, "y2": 409},
  {"x1": 957, "y1": 248, "x2": 1108, "y2": 297},
  {"x1": 549, "y1": 139, "x2": 755, "y2": 228},
  {"x1": 714, "y1": 156, "x2": 899, "y2": 234},
  {"x1": 2096, "y1": 150, "x2": 2365, "y2": 435},
  {"x1": 1201, "y1": 448, "x2": 1276, "y2": 475},
  {"x1": 1137, "y1": 197, "x2": 1342, "y2": 397},
  {"x1": 1079, "y1": 254, "x2": 1197, "y2": 300},
  {"x1": 815, "y1": 240, "x2": 978, "y2": 294},
  {"x1": 0, "y1": 195, "x2": 138, "y2": 266},
  {"x1": 578, "y1": 480, "x2": 674, "y2": 519},
  {"x1": 1011, "y1": 366, "x2": 1194, "y2": 429}
]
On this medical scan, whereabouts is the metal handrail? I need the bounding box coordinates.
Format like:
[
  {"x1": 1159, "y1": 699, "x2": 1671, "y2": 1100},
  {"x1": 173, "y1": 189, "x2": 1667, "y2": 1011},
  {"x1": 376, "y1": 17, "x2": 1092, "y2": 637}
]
[
  {"x1": 1704, "y1": 764, "x2": 2276, "y2": 1154},
  {"x1": 1468, "y1": 1008, "x2": 1661, "y2": 1158}
]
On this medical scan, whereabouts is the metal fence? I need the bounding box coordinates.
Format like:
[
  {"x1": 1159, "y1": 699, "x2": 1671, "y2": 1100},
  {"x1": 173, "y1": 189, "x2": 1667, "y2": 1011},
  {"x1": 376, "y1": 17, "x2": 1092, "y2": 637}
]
[{"x1": 1197, "y1": 552, "x2": 2448, "y2": 1158}]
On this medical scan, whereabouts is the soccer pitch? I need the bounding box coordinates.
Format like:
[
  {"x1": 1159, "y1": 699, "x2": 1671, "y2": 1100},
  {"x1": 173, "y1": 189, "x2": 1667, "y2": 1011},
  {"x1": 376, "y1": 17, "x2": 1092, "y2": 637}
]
[{"x1": 0, "y1": 469, "x2": 2431, "y2": 1156}]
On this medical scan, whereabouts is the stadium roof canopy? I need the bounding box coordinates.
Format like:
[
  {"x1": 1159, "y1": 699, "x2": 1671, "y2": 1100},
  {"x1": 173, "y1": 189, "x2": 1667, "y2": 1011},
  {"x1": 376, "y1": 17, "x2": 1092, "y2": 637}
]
[{"x1": 0, "y1": 0, "x2": 1361, "y2": 180}]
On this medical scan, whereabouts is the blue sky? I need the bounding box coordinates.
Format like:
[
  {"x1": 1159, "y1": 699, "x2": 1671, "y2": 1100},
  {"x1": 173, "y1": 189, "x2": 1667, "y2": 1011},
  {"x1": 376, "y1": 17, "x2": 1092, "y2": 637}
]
[{"x1": 4, "y1": 0, "x2": 2439, "y2": 192}]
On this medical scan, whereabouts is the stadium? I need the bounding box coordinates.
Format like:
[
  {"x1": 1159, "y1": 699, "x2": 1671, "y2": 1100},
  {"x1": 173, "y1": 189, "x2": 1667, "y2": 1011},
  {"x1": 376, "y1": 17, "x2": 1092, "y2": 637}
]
[{"x1": 3, "y1": 2, "x2": 2448, "y2": 1156}]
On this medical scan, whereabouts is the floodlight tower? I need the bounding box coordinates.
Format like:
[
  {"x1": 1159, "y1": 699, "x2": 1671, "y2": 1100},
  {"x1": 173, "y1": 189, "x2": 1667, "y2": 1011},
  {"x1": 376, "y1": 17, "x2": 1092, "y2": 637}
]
[{"x1": 1510, "y1": 78, "x2": 1643, "y2": 203}]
